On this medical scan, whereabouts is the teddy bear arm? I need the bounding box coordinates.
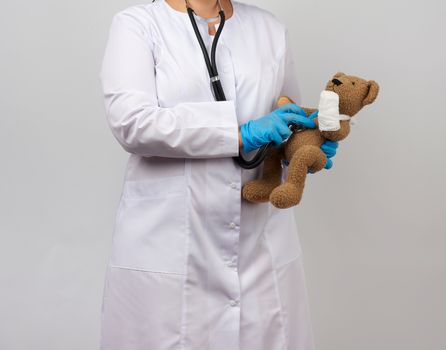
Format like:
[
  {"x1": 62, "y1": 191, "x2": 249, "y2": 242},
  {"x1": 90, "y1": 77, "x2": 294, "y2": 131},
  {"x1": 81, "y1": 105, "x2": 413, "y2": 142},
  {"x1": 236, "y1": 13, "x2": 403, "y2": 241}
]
[{"x1": 320, "y1": 120, "x2": 350, "y2": 141}]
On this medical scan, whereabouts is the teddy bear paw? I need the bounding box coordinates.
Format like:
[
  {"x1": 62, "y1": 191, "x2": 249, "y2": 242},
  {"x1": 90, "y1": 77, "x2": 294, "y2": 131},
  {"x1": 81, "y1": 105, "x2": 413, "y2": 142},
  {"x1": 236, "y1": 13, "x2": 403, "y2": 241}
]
[
  {"x1": 242, "y1": 180, "x2": 279, "y2": 203},
  {"x1": 269, "y1": 183, "x2": 303, "y2": 209}
]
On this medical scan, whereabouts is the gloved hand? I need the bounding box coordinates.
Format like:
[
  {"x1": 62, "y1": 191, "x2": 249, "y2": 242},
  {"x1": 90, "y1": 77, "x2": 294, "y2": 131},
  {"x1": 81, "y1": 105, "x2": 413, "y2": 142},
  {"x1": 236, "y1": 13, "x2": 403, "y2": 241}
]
[
  {"x1": 280, "y1": 110, "x2": 339, "y2": 170},
  {"x1": 240, "y1": 104, "x2": 317, "y2": 153},
  {"x1": 320, "y1": 140, "x2": 339, "y2": 169}
]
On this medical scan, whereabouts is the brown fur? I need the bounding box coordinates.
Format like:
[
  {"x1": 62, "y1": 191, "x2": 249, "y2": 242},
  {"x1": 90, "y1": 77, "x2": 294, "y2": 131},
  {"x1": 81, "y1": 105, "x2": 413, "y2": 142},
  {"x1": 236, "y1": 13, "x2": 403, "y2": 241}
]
[{"x1": 242, "y1": 72, "x2": 379, "y2": 208}]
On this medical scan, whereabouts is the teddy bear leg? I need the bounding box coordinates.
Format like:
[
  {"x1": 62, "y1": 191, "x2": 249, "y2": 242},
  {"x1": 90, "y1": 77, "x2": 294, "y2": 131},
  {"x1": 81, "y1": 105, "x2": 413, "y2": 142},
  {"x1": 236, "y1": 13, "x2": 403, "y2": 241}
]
[
  {"x1": 242, "y1": 145, "x2": 284, "y2": 203},
  {"x1": 270, "y1": 145, "x2": 326, "y2": 208}
]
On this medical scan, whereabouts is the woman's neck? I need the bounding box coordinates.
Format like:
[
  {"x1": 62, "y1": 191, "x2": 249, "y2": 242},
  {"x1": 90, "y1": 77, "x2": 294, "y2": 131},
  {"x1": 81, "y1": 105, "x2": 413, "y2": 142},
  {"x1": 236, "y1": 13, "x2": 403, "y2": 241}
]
[
  {"x1": 166, "y1": 0, "x2": 232, "y2": 19},
  {"x1": 187, "y1": 0, "x2": 220, "y2": 18}
]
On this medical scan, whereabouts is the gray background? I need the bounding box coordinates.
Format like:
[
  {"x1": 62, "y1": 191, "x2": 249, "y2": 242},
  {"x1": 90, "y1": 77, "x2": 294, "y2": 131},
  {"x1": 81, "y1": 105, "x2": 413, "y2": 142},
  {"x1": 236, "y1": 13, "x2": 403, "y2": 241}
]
[{"x1": 1, "y1": 0, "x2": 445, "y2": 349}]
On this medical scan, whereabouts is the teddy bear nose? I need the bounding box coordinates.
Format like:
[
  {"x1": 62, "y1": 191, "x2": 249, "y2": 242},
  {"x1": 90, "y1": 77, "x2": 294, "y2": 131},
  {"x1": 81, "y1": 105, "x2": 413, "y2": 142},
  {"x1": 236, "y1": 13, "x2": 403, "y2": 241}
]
[{"x1": 332, "y1": 78, "x2": 343, "y2": 86}]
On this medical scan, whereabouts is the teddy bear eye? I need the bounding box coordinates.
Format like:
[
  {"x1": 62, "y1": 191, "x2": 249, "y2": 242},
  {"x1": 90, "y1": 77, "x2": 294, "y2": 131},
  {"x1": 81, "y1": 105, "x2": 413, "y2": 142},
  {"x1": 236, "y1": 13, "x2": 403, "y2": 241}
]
[{"x1": 352, "y1": 82, "x2": 356, "y2": 85}]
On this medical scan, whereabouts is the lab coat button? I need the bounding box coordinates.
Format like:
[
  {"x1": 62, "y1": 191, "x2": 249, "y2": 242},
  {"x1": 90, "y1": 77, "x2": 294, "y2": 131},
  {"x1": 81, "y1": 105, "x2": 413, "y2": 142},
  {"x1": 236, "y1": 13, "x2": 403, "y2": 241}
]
[
  {"x1": 229, "y1": 222, "x2": 236, "y2": 229},
  {"x1": 226, "y1": 260, "x2": 237, "y2": 270},
  {"x1": 230, "y1": 182, "x2": 237, "y2": 189},
  {"x1": 229, "y1": 299, "x2": 239, "y2": 307}
]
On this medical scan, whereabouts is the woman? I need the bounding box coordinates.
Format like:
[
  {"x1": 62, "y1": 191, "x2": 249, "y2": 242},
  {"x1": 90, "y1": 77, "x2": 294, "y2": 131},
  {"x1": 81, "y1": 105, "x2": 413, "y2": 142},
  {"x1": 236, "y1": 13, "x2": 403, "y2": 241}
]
[{"x1": 99, "y1": 0, "x2": 337, "y2": 349}]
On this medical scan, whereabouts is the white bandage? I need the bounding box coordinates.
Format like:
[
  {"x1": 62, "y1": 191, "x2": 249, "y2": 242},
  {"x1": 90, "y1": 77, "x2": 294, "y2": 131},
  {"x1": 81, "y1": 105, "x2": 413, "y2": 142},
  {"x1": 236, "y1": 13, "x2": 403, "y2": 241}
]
[{"x1": 317, "y1": 90, "x2": 351, "y2": 131}]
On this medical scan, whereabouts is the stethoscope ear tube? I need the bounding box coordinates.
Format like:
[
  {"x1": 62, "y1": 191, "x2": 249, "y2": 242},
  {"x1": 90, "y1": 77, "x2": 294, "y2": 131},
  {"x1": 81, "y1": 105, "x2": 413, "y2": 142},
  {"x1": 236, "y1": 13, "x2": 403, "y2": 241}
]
[{"x1": 186, "y1": 2, "x2": 273, "y2": 169}]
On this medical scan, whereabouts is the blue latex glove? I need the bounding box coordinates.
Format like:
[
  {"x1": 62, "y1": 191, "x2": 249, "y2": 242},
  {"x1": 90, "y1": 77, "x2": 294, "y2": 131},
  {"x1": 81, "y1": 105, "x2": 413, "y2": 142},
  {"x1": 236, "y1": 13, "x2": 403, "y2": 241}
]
[
  {"x1": 240, "y1": 104, "x2": 317, "y2": 153},
  {"x1": 281, "y1": 110, "x2": 339, "y2": 170},
  {"x1": 321, "y1": 140, "x2": 339, "y2": 169}
]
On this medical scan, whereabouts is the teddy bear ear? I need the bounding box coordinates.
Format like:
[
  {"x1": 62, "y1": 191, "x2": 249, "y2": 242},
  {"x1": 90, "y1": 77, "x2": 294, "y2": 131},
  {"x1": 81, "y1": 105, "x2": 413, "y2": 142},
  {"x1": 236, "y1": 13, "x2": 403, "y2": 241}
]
[
  {"x1": 277, "y1": 95, "x2": 295, "y2": 107},
  {"x1": 362, "y1": 80, "x2": 380, "y2": 106},
  {"x1": 334, "y1": 72, "x2": 346, "y2": 78}
]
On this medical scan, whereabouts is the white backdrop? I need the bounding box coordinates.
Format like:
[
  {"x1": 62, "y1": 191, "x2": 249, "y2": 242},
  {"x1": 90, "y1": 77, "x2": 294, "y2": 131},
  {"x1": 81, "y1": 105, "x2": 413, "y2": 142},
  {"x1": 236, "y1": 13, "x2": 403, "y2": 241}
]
[{"x1": 1, "y1": 0, "x2": 445, "y2": 349}]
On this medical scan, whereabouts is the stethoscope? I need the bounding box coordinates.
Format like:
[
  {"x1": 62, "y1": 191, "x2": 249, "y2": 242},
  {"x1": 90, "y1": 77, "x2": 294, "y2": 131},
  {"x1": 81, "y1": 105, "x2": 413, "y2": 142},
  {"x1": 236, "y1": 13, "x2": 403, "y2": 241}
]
[{"x1": 185, "y1": 0, "x2": 276, "y2": 169}]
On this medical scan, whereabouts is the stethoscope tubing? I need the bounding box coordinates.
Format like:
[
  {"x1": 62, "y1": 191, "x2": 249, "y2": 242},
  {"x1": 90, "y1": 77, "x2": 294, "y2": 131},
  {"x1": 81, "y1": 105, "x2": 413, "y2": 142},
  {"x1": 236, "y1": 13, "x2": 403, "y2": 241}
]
[{"x1": 186, "y1": 1, "x2": 273, "y2": 169}]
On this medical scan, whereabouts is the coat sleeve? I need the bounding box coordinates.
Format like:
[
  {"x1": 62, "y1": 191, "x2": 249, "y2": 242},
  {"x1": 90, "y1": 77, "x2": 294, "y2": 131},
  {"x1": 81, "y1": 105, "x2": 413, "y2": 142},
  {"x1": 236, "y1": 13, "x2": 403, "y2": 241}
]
[
  {"x1": 278, "y1": 28, "x2": 303, "y2": 106},
  {"x1": 99, "y1": 11, "x2": 240, "y2": 158}
]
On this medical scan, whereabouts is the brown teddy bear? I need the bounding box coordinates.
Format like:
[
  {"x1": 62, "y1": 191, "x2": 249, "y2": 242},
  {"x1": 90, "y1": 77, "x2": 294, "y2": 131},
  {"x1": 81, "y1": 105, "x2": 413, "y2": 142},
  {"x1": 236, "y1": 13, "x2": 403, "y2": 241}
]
[{"x1": 242, "y1": 72, "x2": 379, "y2": 209}]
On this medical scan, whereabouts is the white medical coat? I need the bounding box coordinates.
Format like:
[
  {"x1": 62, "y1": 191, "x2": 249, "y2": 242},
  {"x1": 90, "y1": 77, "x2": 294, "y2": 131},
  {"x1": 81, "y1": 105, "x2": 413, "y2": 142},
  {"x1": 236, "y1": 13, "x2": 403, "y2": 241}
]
[{"x1": 99, "y1": 1, "x2": 315, "y2": 349}]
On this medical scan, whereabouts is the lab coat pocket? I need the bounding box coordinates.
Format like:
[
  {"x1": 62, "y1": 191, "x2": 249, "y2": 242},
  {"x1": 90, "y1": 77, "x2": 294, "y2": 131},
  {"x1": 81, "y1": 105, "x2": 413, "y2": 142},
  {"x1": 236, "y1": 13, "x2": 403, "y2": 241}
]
[
  {"x1": 260, "y1": 58, "x2": 280, "y2": 86},
  {"x1": 258, "y1": 57, "x2": 281, "y2": 109},
  {"x1": 264, "y1": 206, "x2": 302, "y2": 270},
  {"x1": 110, "y1": 175, "x2": 189, "y2": 275},
  {"x1": 234, "y1": 54, "x2": 280, "y2": 112}
]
